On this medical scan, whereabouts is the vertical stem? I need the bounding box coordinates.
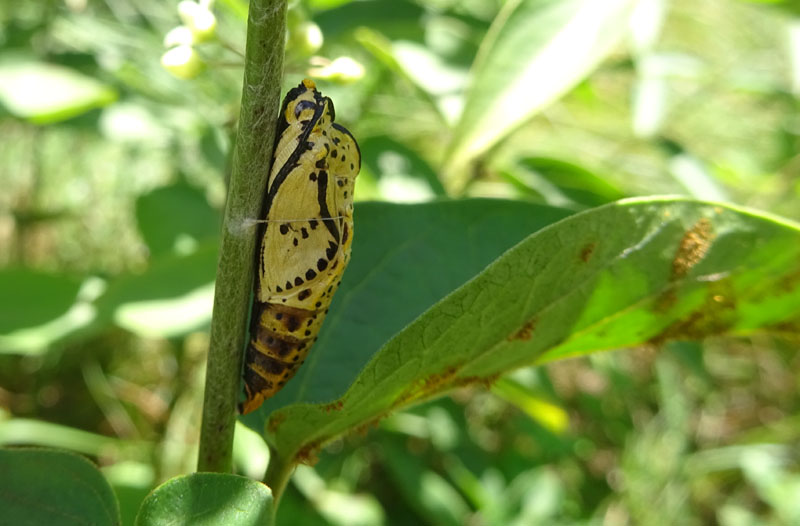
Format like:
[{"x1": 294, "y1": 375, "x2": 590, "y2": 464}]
[
  {"x1": 198, "y1": 0, "x2": 287, "y2": 473},
  {"x1": 264, "y1": 444, "x2": 293, "y2": 509}
]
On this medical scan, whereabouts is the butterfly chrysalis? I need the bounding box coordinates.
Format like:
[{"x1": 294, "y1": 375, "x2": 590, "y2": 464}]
[{"x1": 240, "y1": 79, "x2": 360, "y2": 414}]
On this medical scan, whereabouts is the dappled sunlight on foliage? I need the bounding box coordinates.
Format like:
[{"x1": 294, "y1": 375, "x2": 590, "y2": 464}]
[{"x1": 1, "y1": 0, "x2": 799, "y2": 524}]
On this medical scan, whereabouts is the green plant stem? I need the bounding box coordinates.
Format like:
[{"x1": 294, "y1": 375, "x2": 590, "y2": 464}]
[
  {"x1": 264, "y1": 444, "x2": 293, "y2": 509},
  {"x1": 198, "y1": 0, "x2": 287, "y2": 474}
]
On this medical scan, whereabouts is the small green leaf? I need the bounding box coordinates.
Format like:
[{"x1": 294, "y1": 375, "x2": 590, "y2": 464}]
[
  {"x1": 136, "y1": 182, "x2": 221, "y2": 258},
  {"x1": 446, "y1": 0, "x2": 636, "y2": 190},
  {"x1": 0, "y1": 57, "x2": 117, "y2": 124},
  {"x1": 360, "y1": 135, "x2": 446, "y2": 200},
  {"x1": 135, "y1": 473, "x2": 272, "y2": 526},
  {"x1": 0, "y1": 269, "x2": 81, "y2": 334},
  {"x1": 245, "y1": 198, "x2": 800, "y2": 472},
  {"x1": 0, "y1": 448, "x2": 121, "y2": 526},
  {"x1": 94, "y1": 243, "x2": 218, "y2": 338},
  {"x1": 503, "y1": 156, "x2": 626, "y2": 208}
]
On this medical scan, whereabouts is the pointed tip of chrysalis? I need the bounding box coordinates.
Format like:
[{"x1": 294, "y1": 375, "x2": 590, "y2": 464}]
[{"x1": 302, "y1": 78, "x2": 317, "y2": 90}]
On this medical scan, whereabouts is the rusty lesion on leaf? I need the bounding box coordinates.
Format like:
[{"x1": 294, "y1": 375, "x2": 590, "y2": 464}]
[
  {"x1": 672, "y1": 218, "x2": 714, "y2": 279},
  {"x1": 353, "y1": 416, "x2": 385, "y2": 437},
  {"x1": 451, "y1": 373, "x2": 501, "y2": 390},
  {"x1": 267, "y1": 412, "x2": 287, "y2": 434},
  {"x1": 322, "y1": 400, "x2": 344, "y2": 413},
  {"x1": 649, "y1": 281, "x2": 738, "y2": 346},
  {"x1": 294, "y1": 438, "x2": 325, "y2": 465},
  {"x1": 392, "y1": 366, "x2": 460, "y2": 409},
  {"x1": 579, "y1": 242, "x2": 596, "y2": 263},
  {"x1": 508, "y1": 318, "x2": 537, "y2": 342}
]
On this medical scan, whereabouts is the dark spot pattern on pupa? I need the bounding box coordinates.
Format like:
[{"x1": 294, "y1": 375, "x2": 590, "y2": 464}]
[
  {"x1": 286, "y1": 316, "x2": 300, "y2": 332},
  {"x1": 294, "y1": 276, "x2": 303, "y2": 286},
  {"x1": 326, "y1": 242, "x2": 338, "y2": 260},
  {"x1": 279, "y1": 224, "x2": 289, "y2": 235},
  {"x1": 298, "y1": 289, "x2": 311, "y2": 301},
  {"x1": 317, "y1": 258, "x2": 328, "y2": 271},
  {"x1": 305, "y1": 269, "x2": 316, "y2": 280}
]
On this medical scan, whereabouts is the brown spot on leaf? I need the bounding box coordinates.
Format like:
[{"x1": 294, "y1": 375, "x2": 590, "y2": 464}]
[
  {"x1": 649, "y1": 281, "x2": 737, "y2": 346},
  {"x1": 580, "y1": 242, "x2": 596, "y2": 263},
  {"x1": 267, "y1": 412, "x2": 286, "y2": 433},
  {"x1": 322, "y1": 400, "x2": 344, "y2": 413},
  {"x1": 672, "y1": 218, "x2": 714, "y2": 279},
  {"x1": 508, "y1": 319, "x2": 537, "y2": 342},
  {"x1": 294, "y1": 439, "x2": 324, "y2": 465}
]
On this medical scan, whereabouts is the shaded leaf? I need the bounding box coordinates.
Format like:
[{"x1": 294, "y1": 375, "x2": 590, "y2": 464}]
[
  {"x1": 360, "y1": 135, "x2": 446, "y2": 200},
  {"x1": 94, "y1": 243, "x2": 218, "y2": 337},
  {"x1": 135, "y1": 473, "x2": 272, "y2": 526},
  {"x1": 241, "y1": 199, "x2": 570, "y2": 419},
  {"x1": 503, "y1": 156, "x2": 626, "y2": 209},
  {"x1": 136, "y1": 182, "x2": 221, "y2": 258},
  {"x1": 0, "y1": 269, "x2": 81, "y2": 333},
  {"x1": 0, "y1": 448, "x2": 120, "y2": 526},
  {"x1": 314, "y1": 0, "x2": 425, "y2": 41}
]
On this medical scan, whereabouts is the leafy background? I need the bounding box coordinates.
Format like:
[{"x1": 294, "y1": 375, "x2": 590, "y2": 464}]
[{"x1": 1, "y1": 0, "x2": 800, "y2": 524}]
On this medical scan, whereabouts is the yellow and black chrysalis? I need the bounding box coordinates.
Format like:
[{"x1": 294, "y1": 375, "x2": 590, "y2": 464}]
[{"x1": 240, "y1": 79, "x2": 360, "y2": 414}]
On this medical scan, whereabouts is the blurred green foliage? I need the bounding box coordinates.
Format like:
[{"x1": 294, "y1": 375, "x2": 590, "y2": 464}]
[{"x1": 1, "y1": 0, "x2": 799, "y2": 524}]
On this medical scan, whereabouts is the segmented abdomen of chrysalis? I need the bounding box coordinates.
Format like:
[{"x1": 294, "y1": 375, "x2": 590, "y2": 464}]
[{"x1": 240, "y1": 79, "x2": 360, "y2": 415}]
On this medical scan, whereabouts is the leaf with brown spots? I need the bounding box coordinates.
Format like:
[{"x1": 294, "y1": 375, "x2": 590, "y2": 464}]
[{"x1": 242, "y1": 198, "x2": 800, "y2": 487}]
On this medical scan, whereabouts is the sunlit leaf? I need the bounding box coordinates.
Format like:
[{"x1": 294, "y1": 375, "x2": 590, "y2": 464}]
[
  {"x1": 240, "y1": 198, "x2": 800, "y2": 471},
  {"x1": 445, "y1": 0, "x2": 636, "y2": 191},
  {"x1": 0, "y1": 57, "x2": 117, "y2": 123}
]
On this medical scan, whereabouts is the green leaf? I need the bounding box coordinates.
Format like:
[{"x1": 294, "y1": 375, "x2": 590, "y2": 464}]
[
  {"x1": 503, "y1": 156, "x2": 626, "y2": 209},
  {"x1": 382, "y1": 439, "x2": 470, "y2": 526},
  {"x1": 93, "y1": 243, "x2": 218, "y2": 338},
  {"x1": 0, "y1": 448, "x2": 121, "y2": 526},
  {"x1": 314, "y1": 0, "x2": 425, "y2": 41},
  {"x1": 0, "y1": 57, "x2": 117, "y2": 124},
  {"x1": 0, "y1": 269, "x2": 82, "y2": 334},
  {"x1": 135, "y1": 473, "x2": 272, "y2": 526},
  {"x1": 445, "y1": 0, "x2": 636, "y2": 190},
  {"x1": 136, "y1": 182, "x2": 221, "y2": 258},
  {"x1": 245, "y1": 198, "x2": 800, "y2": 472},
  {"x1": 0, "y1": 417, "x2": 149, "y2": 457},
  {"x1": 242, "y1": 199, "x2": 570, "y2": 418},
  {"x1": 360, "y1": 135, "x2": 447, "y2": 200}
]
